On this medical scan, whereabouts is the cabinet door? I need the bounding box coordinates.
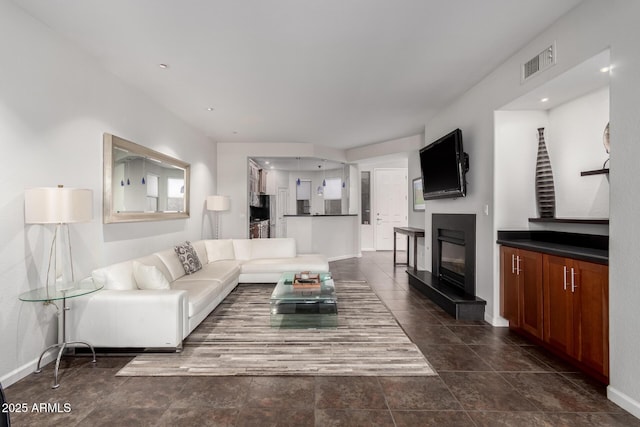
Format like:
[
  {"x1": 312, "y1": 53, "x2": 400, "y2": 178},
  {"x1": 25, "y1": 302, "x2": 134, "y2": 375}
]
[
  {"x1": 518, "y1": 249, "x2": 544, "y2": 339},
  {"x1": 572, "y1": 260, "x2": 609, "y2": 377},
  {"x1": 543, "y1": 255, "x2": 573, "y2": 354},
  {"x1": 500, "y1": 246, "x2": 519, "y2": 327}
]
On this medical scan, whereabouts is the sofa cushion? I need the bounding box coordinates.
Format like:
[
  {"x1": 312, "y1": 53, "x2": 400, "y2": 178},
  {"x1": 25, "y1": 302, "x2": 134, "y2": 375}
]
[
  {"x1": 156, "y1": 248, "x2": 188, "y2": 281},
  {"x1": 250, "y1": 238, "x2": 296, "y2": 259},
  {"x1": 240, "y1": 255, "x2": 329, "y2": 274},
  {"x1": 190, "y1": 240, "x2": 208, "y2": 264},
  {"x1": 232, "y1": 239, "x2": 253, "y2": 261},
  {"x1": 133, "y1": 261, "x2": 171, "y2": 290},
  {"x1": 134, "y1": 254, "x2": 173, "y2": 282},
  {"x1": 175, "y1": 260, "x2": 241, "y2": 285},
  {"x1": 205, "y1": 239, "x2": 235, "y2": 263},
  {"x1": 171, "y1": 280, "x2": 222, "y2": 317},
  {"x1": 92, "y1": 261, "x2": 136, "y2": 290},
  {"x1": 175, "y1": 241, "x2": 203, "y2": 275}
]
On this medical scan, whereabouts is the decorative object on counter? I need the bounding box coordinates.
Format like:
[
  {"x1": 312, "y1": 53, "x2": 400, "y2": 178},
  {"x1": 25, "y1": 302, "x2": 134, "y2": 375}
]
[
  {"x1": 602, "y1": 122, "x2": 610, "y2": 169},
  {"x1": 207, "y1": 195, "x2": 230, "y2": 239},
  {"x1": 293, "y1": 271, "x2": 321, "y2": 288},
  {"x1": 535, "y1": 127, "x2": 556, "y2": 218},
  {"x1": 24, "y1": 185, "x2": 93, "y2": 298}
]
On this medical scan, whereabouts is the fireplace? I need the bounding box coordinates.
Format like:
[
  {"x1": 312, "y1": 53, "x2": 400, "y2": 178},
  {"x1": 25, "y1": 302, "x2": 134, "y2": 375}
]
[
  {"x1": 406, "y1": 213, "x2": 483, "y2": 320},
  {"x1": 432, "y1": 213, "x2": 476, "y2": 296}
]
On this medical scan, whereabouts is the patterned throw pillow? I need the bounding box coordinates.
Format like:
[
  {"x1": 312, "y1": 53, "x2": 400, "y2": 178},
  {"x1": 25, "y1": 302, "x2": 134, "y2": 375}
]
[{"x1": 174, "y1": 241, "x2": 202, "y2": 275}]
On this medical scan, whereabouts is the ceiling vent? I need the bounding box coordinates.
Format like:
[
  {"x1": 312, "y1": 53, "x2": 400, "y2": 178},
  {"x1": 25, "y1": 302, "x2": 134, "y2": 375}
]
[{"x1": 522, "y1": 43, "x2": 556, "y2": 82}]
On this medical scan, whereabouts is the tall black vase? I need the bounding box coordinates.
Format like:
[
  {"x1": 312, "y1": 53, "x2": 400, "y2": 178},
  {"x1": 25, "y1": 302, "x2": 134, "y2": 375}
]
[{"x1": 535, "y1": 127, "x2": 556, "y2": 218}]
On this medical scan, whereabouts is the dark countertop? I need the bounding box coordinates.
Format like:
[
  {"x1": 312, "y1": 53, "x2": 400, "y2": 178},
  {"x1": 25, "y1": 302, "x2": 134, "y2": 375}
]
[
  {"x1": 497, "y1": 230, "x2": 608, "y2": 265},
  {"x1": 283, "y1": 214, "x2": 358, "y2": 217}
]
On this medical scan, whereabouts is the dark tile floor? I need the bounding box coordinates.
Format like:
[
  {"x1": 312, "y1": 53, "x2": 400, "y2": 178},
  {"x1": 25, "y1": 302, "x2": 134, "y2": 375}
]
[{"x1": 5, "y1": 251, "x2": 639, "y2": 426}]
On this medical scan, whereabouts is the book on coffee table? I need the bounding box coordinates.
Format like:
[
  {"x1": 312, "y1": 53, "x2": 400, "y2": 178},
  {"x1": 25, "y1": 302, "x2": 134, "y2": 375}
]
[{"x1": 293, "y1": 272, "x2": 321, "y2": 288}]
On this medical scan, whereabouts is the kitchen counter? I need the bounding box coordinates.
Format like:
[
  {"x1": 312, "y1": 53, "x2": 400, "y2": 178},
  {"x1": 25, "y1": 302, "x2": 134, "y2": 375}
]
[
  {"x1": 497, "y1": 230, "x2": 608, "y2": 265},
  {"x1": 285, "y1": 215, "x2": 359, "y2": 261}
]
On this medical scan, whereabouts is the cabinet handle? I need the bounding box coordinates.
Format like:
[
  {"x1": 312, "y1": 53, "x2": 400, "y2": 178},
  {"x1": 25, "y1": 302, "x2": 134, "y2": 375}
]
[
  {"x1": 511, "y1": 254, "x2": 515, "y2": 274},
  {"x1": 571, "y1": 268, "x2": 577, "y2": 293},
  {"x1": 563, "y1": 266, "x2": 567, "y2": 291},
  {"x1": 516, "y1": 256, "x2": 522, "y2": 276}
]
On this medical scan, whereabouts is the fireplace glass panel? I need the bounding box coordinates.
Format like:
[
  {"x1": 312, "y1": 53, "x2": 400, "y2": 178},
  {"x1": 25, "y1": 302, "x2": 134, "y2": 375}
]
[{"x1": 441, "y1": 241, "x2": 465, "y2": 276}]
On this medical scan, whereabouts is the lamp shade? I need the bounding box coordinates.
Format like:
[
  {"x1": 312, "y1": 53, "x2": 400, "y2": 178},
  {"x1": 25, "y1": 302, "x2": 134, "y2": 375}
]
[
  {"x1": 206, "y1": 195, "x2": 230, "y2": 212},
  {"x1": 25, "y1": 187, "x2": 93, "y2": 224}
]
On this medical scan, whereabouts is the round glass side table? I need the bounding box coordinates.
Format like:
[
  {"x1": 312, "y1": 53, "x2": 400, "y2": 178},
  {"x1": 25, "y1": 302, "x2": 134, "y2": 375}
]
[{"x1": 19, "y1": 282, "x2": 103, "y2": 389}]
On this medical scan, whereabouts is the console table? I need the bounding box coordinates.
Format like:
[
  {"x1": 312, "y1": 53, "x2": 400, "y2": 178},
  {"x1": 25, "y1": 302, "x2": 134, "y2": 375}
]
[
  {"x1": 19, "y1": 283, "x2": 103, "y2": 388},
  {"x1": 393, "y1": 227, "x2": 425, "y2": 270}
]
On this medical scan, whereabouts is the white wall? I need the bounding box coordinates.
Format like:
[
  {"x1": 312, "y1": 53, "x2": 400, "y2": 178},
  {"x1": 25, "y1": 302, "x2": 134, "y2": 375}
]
[
  {"x1": 495, "y1": 110, "x2": 548, "y2": 230},
  {"x1": 0, "y1": 0, "x2": 216, "y2": 386},
  {"x1": 549, "y1": 88, "x2": 610, "y2": 218},
  {"x1": 422, "y1": 0, "x2": 640, "y2": 417},
  {"x1": 495, "y1": 87, "x2": 610, "y2": 230},
  {"x1": 408, "y1": 147, "x2": 426, "y2": 269}
]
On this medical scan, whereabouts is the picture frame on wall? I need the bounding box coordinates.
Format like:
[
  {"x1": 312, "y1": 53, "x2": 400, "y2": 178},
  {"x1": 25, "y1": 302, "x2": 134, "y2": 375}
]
[{"x1": 412, "y1": 177, "x2": 425, "y2": 211}]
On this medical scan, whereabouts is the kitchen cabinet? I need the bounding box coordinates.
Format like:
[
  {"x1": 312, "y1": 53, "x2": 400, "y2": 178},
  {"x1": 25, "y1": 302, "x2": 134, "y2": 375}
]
[
  {"x1": 500, "y1": 246, "x2": 543, "y2": 338},
  {"x1": 543, "y1": 255, "x2": 609, "y2": 379},
  {"x1": 500, "y1": 245, "x2": 609, "y2": 382},
  {"x1": 258, "y1": 169, "x2": 267, "y2": 194}
]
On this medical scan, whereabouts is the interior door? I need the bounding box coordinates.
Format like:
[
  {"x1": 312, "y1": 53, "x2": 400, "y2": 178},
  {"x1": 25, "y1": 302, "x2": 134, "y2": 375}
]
[
  {"x1": 374, "y1": 168, "x2": 408, "y2": 250},
  {"x1": 276, "y1": 187, "x2": 288, "y2": 238}
]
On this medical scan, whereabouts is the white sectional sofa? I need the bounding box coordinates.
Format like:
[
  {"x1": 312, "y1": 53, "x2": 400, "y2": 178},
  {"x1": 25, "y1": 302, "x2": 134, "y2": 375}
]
[{"x1": 67, "y1": 238, "x2": 329, "y2": 350}]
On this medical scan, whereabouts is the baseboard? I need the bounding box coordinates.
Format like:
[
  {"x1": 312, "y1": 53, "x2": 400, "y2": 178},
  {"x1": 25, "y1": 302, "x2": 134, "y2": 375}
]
[
  {"x1": 328, "y1": 253, "x2": 361, "y2": 262},
  {"x1": 0, "y1": 352, "x2": 57, "y2": 388},
  {"x1": 361, "y1": 248, "x2": 376, "y2": 252},
  {"x1": 485, "y1": 313, "x2": 509, "y2": 327},
  {"x1": 608, "y1": 386, "x2": 640, "y2": 419}
]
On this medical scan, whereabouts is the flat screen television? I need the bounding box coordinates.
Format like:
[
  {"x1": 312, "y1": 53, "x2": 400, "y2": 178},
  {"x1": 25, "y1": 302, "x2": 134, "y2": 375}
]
[{"x1": 419, "y1": 128, "x2": 469, "y2": 200}]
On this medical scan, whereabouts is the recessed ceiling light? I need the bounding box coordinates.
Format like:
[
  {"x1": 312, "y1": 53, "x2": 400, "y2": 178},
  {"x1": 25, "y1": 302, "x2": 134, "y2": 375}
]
[
  {"x1": 270, "y1": 166, "x2": 274, "y2": 169},
  {"x1": 265, "y1": 161, "x2": 270, "y2": 165},
  {"x1": 206, "y1": 107, "x2": 214, "y2": 111},
  {"x1": 600, "y1": 66, "x2": 611, "y2": 73},
  {"x1": 233, "y1": 131, "x2": 238, "y2": 134},
  {"x1": 540, "y1": 97, "x2": 549, "y2": 103},
  {"x1": 159, "y1": 63, "x2": 169, "y2": 69}
]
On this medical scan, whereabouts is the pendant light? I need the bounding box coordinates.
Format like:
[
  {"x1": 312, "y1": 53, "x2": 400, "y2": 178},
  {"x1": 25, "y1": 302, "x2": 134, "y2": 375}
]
[
  {"x1": 341, "y1": 163, "x2": 346, "y2": 188},
  {"x1": 141, "y1": 158, "x2": 146, "y2": 185},
  {"x1": 317, "y1": 163, "x2": 324, "y2": 196},
  {"x1": 296, "y1": 157, "x2": 301, "y2": 186},
  {"x1": 322, "y1": 159, "x2": 326, "y2": 187}
]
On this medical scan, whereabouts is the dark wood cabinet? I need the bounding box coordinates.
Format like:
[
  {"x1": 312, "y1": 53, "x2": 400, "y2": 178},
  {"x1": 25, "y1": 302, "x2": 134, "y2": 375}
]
[
  {"x1": 500, "y1": 246, "x2": 543, "y2": 338},
  {"x1": 543, "y1": 255, "x2": 609, "y2": 379},
  {"x1": 501, "y1": 246, "x2": 609, "y2": 382}
]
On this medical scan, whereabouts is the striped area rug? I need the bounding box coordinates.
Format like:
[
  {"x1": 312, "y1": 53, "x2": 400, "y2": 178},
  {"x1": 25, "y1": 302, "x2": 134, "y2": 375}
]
[{"x1": 117, "y1": 281, "x2": 436, "y2": 377}]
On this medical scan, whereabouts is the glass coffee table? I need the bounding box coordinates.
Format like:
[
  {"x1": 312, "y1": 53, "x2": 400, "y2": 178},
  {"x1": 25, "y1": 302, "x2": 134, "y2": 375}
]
[{"x1": 270, "y1": 272, "x2": 337, "y2": 328}]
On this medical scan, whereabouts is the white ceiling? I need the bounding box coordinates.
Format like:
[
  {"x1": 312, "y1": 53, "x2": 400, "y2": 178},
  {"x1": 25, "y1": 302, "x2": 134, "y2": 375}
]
[{"x1": 14, "y1": 0, "x2": 583, "y2": 149}]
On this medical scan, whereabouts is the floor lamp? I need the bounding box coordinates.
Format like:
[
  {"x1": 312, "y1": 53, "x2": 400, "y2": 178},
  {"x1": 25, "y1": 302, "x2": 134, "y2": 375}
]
[
  {"x1": 25, "y1": 185, "x2": 93, "y2": 298},
  {"x1": 207, "y1": 195, "x2": 230, "y2": 239}
]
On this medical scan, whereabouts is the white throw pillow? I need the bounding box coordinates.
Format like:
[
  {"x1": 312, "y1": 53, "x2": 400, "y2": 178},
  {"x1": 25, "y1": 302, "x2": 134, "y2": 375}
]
[
  {"x1": 133, "y1": 261, "x2": 171, "y2": 290},
  {"x1": 91, "y1": 261, "x2": 137, "y2": 290},
  {"x1": 205, "y1": 239, "x2": 236, "y2": 263}
]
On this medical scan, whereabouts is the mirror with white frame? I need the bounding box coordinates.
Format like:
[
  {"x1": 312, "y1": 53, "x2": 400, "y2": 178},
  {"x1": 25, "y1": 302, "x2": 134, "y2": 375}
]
[{"x1": 103, "y1": 133, "x2": 190, "y2": 223}]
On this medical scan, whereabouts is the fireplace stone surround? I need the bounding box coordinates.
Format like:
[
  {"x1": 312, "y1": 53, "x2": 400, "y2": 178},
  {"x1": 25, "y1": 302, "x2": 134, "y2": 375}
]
[{"x1": 407, "y1": 213, "x2": 486, "y2": 321}]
